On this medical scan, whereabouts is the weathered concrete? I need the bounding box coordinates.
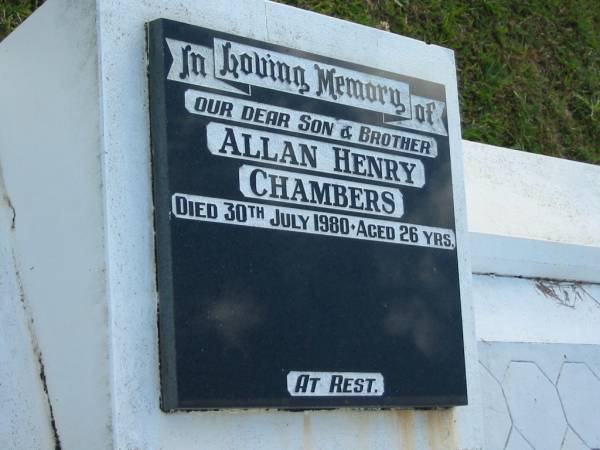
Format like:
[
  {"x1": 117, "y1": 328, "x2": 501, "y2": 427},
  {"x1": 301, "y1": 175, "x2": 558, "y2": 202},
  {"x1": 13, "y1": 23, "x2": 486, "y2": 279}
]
[
  {"x1": 1, "y1": 1, "x2": 599, "y2": 449},
  {"x1": 464, "y1": 141, "x2": 600, "y2": 248},
  {"x1": 0, "y1": 0, "x2": 111, "y2": 448},
  {"x1": 478, "y1": 342, "x2": 600, "y2": 450}
]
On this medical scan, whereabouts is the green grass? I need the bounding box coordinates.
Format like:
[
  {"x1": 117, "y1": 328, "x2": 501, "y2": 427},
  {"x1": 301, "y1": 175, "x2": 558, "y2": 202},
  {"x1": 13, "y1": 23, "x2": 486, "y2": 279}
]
[
  {"x1": 0, "y1": 0, "x2": 41, "y2": 41},
  {"x1": 280, "y1": 0, "x2": 600, "y2": 164},
  {"x1": 2, "y1": 0, "x2": 598, "y2": 163}
]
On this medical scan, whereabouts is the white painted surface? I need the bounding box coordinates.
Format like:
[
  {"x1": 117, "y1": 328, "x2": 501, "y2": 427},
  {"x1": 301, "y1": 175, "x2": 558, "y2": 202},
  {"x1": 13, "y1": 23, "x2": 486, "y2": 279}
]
[
  {"x1": 557, "y1": 363, "x2": 600, "y2": 448},
  {"x1": 1, "y1": 0, "x2": 599, "y2": 449},
  {"x1": 562, "y1": 428, "x2": 590, "y2": 450},
  {"x1": 0, "y1": 173, "x2": 55, "y2": 450},
  {"x1": 503, "y1": 362, "x2": 566, "y2": 450},
  {"x1": 505, "y1": 430, "x2": 533, "y2": 450},
  {"x1": 0, "y1": 0, "x2": 112, "y2": 448},
  {"x1": 473, "y1": 275, "x2": 600, "y2": 345},
  {"x1": 470, "y1": 232, "x2": 600, "y2": 283},
  {"x1": 478, "y1": 342, "x2": 600, "y2": 450},
  {"x1": 465, "y1": 140, "x2": 600, "y2": 284},
  {"x1": 463, "y1": 140, "x2": 600, "y2": 247},
  {"x1": 465, "y1": 140, "x2": 600, "y2": 450},
  {"x1": 479, "y1": 363, "x2": 511, "y2": 450}
]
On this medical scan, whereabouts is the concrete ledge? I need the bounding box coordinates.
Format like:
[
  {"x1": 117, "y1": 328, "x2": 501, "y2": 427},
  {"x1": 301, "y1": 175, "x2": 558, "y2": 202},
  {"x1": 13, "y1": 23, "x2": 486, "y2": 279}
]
[
  {"x1": 470, "y1": 232, "x2": 600, "y2": 284},
  {"x1": 463, "y1": 140, "x2": 600, "y2": 248}
]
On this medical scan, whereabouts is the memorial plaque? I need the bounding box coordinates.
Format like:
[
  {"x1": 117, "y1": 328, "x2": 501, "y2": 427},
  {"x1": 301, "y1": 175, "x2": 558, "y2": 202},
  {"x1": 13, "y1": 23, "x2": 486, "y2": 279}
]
[{"x1": 148, "y1": 18, "x2": 467, "y2": 410}]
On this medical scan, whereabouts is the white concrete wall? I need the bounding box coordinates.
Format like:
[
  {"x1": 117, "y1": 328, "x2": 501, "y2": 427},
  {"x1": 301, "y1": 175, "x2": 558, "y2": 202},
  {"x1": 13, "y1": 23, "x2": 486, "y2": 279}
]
[
  {"x1": 0, "y1": 1, "x2": 599, "y2": 450},
  {"x1": 0, "y1": 1, "x2": 112, "y2": 449},
  {"x1": 465, "y1": 142, "x2": 600, "y2": 450}
]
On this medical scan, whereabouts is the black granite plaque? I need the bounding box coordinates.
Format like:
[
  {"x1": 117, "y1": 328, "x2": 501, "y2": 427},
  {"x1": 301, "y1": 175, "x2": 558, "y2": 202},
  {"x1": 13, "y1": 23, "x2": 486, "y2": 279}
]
[{"x1": 148, "y1": 18, "x2": 467, "y2": 411}]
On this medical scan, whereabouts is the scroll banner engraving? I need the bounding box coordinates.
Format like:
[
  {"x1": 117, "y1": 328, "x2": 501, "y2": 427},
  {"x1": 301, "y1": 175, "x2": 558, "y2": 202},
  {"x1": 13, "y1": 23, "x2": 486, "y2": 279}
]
[
  {"x1": 206, "y1": 122, "x2": 426, "y2": 188},
  {"x1": 238, "y1": 164, "x2": 405, "y2": 218},
  {"x1": 172, "y1": 193, "x2": 456, "y2": 250},
  {"x1": 287, "y1": 371, "x2": 385, "y2": 397},
  {"x1": 166, "y1": 37, "x2": 447, "y2": 135},
  {"x1": 185, "y1": 90, "x2": 439, "y2": 157}
]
